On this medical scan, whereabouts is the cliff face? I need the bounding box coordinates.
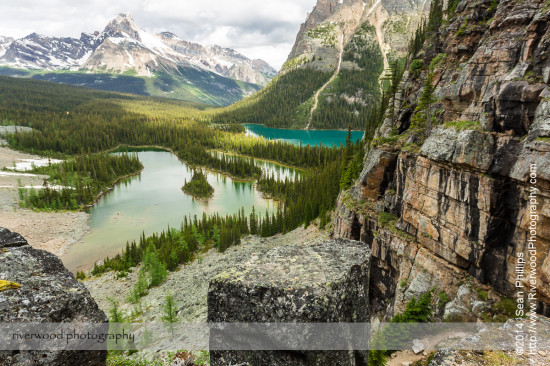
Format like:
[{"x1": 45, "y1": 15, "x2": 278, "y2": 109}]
[{"x1": 333, "y1": 0, "x2": 550, "y2": 321}]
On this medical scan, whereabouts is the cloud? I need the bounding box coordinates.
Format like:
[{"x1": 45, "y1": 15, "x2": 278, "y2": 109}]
[{"x1": 0, "y1": 0, "x2": 316, "y2": 69}]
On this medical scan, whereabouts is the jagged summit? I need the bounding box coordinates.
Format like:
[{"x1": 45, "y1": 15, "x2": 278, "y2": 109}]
[
  {"x1": 118, "y1": 12, "x2": 134, "y2": 19},
  {"x1": 104, "y1": 12, "x2": 141, "y2": 40}
]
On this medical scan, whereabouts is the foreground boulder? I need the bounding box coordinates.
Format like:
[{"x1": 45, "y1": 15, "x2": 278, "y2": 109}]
[
  {"x1": 0, "y1": 227, "x2": 107, "y2": 366},
  {"x1": 208, "y1": 238, "x2": 371, "y2": 365}
]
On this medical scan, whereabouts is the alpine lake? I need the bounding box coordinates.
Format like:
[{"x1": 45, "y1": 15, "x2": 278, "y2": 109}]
[{"x1": 61, "y1": 125, "x2": 363, "y2": 272}]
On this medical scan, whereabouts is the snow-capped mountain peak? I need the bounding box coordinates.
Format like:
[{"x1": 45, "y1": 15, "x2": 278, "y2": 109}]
[{"x1": 0, "y1": 13, "x2": 277, "y2": 85}]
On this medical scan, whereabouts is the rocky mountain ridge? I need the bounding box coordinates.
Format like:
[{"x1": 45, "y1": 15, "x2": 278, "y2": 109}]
[
  {"x1": 284, "y1": 0, "x2": 429, "y2": 73},
  {"x1": 0, "y1": 36, "x2": 14, "y2": 57},
  {"x1": 0, "y1": 13, "x2": 276, "y2": 86}
]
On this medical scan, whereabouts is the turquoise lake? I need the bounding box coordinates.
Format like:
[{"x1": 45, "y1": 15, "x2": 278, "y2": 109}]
[
  {"x1": 243, "y1": 124, "x2": 364, "y2": 147},
  {"x1": 61, "y1": 151, "x2": 293, "y2": 272}
]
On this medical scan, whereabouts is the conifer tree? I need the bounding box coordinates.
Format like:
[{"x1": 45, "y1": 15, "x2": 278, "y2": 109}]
[
  {"x1": 162, "y1": 294, "x2": 178, "y2": 336},
  {"x1": 249, "y1": 206, "x2": 258, "y2": 235}
]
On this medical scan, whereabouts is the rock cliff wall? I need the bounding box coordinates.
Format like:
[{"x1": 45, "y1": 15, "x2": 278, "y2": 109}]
[{"x1": 332, "y1": 0, "x2": 550, "y2": 321}]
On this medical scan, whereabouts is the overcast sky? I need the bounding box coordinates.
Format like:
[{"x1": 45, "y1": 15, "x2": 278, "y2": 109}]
[{"x1": 0, "y1": 0, "x2": 318, "y2": 69}]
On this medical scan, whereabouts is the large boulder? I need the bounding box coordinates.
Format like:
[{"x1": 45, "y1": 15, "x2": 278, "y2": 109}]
[
  {"x1": 0, "y1": 227, "x2": 108, "y2": 365},
  {"x1": 208, "y1": 238, "x2": 371, "y2": 365}
]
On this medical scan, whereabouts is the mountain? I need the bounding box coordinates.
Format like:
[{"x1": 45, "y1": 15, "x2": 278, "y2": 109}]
[
  {"x1": 2, "y1": 32, "x2": 100, "y2": 69},
  {"x1": 0, "y1": 36, "x2": 14, "y2": 58},
  {"x1": 285, "y1": 0, "x2": 428, "y2": 72},
  {"x1": 213, "y1": 0, "x2": 429, "y2": 129},
  {"x1": 0, "y1": 13, "x2": 277, "y2": 106}
]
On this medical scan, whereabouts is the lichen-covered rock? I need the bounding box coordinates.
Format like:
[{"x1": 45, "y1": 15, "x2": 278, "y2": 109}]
[
  {"x1": 207, "y1": 239, "x2": 371, "y2": 365},
  {"x1": 0, "y1": 227, "x2": 107, "y2": 366},
  {"x1": 0, "y1": 227, "x2": 28, "y2": 248},
  {"x1": 420, "y1": 128, "x2": 495, "y2": 171}
]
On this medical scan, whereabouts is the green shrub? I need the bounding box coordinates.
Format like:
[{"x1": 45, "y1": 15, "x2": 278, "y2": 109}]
[
  {"x1": 378, "y1": 212, "x2": 398, "y2": 226},
  {"x1": 438, "y1": 291, "x2": 450, "y2": 304},
  {"x1": 443, "y1": 120, "x2": 481, "y2": 132},
  {"x1": 487, "y1": 0, "x2": 499, "y2": 15},
  {"x1": 494, "y1": 298, "x2": 516, "y2": 316},
  {"x1": 108, "y1": 298, "x2": 125, "y2": 323},
  {"x1": 475, "y1": 287, "x2": 489, "y2": 300},
  {"x1": 456, "y1": 19, "x2": 468, "y2": 36},
  {"x1": 161, "y1": 294, "x2": 178, "y2": 323},
  {"x1": 446, "y1": 0, "x2": 461, "y2": 17},
  {"x1": 410, "y1": 59, "x2": 424, "y2": 71},
  {"x1": 372, "y1": 136, "x2": 400, "y2": 147},
  {"x1": 429, "y1": 53, "x2": 446, "y2": 70},
  {"x1": 128, "y1": 269, "x2": 149, "y2": 304},
  {"x1": 368, "y1": 290, "x2": 434, "y2": 365}
]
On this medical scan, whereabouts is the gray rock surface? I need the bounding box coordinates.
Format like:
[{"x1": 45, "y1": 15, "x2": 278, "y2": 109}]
[
  {"x1": 208, "y1": 238, "x2": 371, "y2": 366},
  {"x1": 0, "y1": 227, "x2": 107, "y2": 366}
]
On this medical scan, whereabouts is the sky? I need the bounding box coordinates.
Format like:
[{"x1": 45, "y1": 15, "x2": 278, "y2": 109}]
[{"x1": 0, "y1": 0, "x2": 318, "y2": 69}]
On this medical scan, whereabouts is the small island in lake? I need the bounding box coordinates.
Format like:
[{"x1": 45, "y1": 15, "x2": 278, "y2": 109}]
[{"x1": 182, "y1": 170, "x2": 214, "y2": 201}]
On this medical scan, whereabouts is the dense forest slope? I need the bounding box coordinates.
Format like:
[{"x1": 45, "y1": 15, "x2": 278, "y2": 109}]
[
  {"x1": 212, "y1": 0, "x2": 429, "y2": 129},
  {"x1": 333, "y1": 0, "x2": 550, "y2": 327}
]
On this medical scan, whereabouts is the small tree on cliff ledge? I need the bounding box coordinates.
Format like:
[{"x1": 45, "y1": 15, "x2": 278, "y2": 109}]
[{"x1": 411, "y1": 71, "x2": 436, "y2": 133}]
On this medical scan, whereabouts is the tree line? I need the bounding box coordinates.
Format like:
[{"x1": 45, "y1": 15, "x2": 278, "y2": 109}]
[{"x1": 18, "y1": 153, "x2": 142, "y2": 210}]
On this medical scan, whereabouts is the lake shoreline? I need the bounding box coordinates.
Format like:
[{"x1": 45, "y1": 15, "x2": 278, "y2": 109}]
[
  {"x1": 82, "y1": 167, "x2": 145, "y2": 210},
  {"x1": 0, "y1": 145, "x2": 90, "y2": 257},
  {"x1": 243, "y1": 123, "x2": 364, "y2": 147},
  {"x1": 242, "y1": 123, "x2": 364, "y2": 132},
  {"x1": 1, "y1": 143, "x2": 288, "y2": 269},
  {"x1": 107, "y1": 144, "x2": 261, "y2": 182},
  {"x1": 61, "y1": 150, "x2": 281, "y2": 273},
  {"x1": 209, "y1": 149, "x2": 306, "y2": 173}
]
